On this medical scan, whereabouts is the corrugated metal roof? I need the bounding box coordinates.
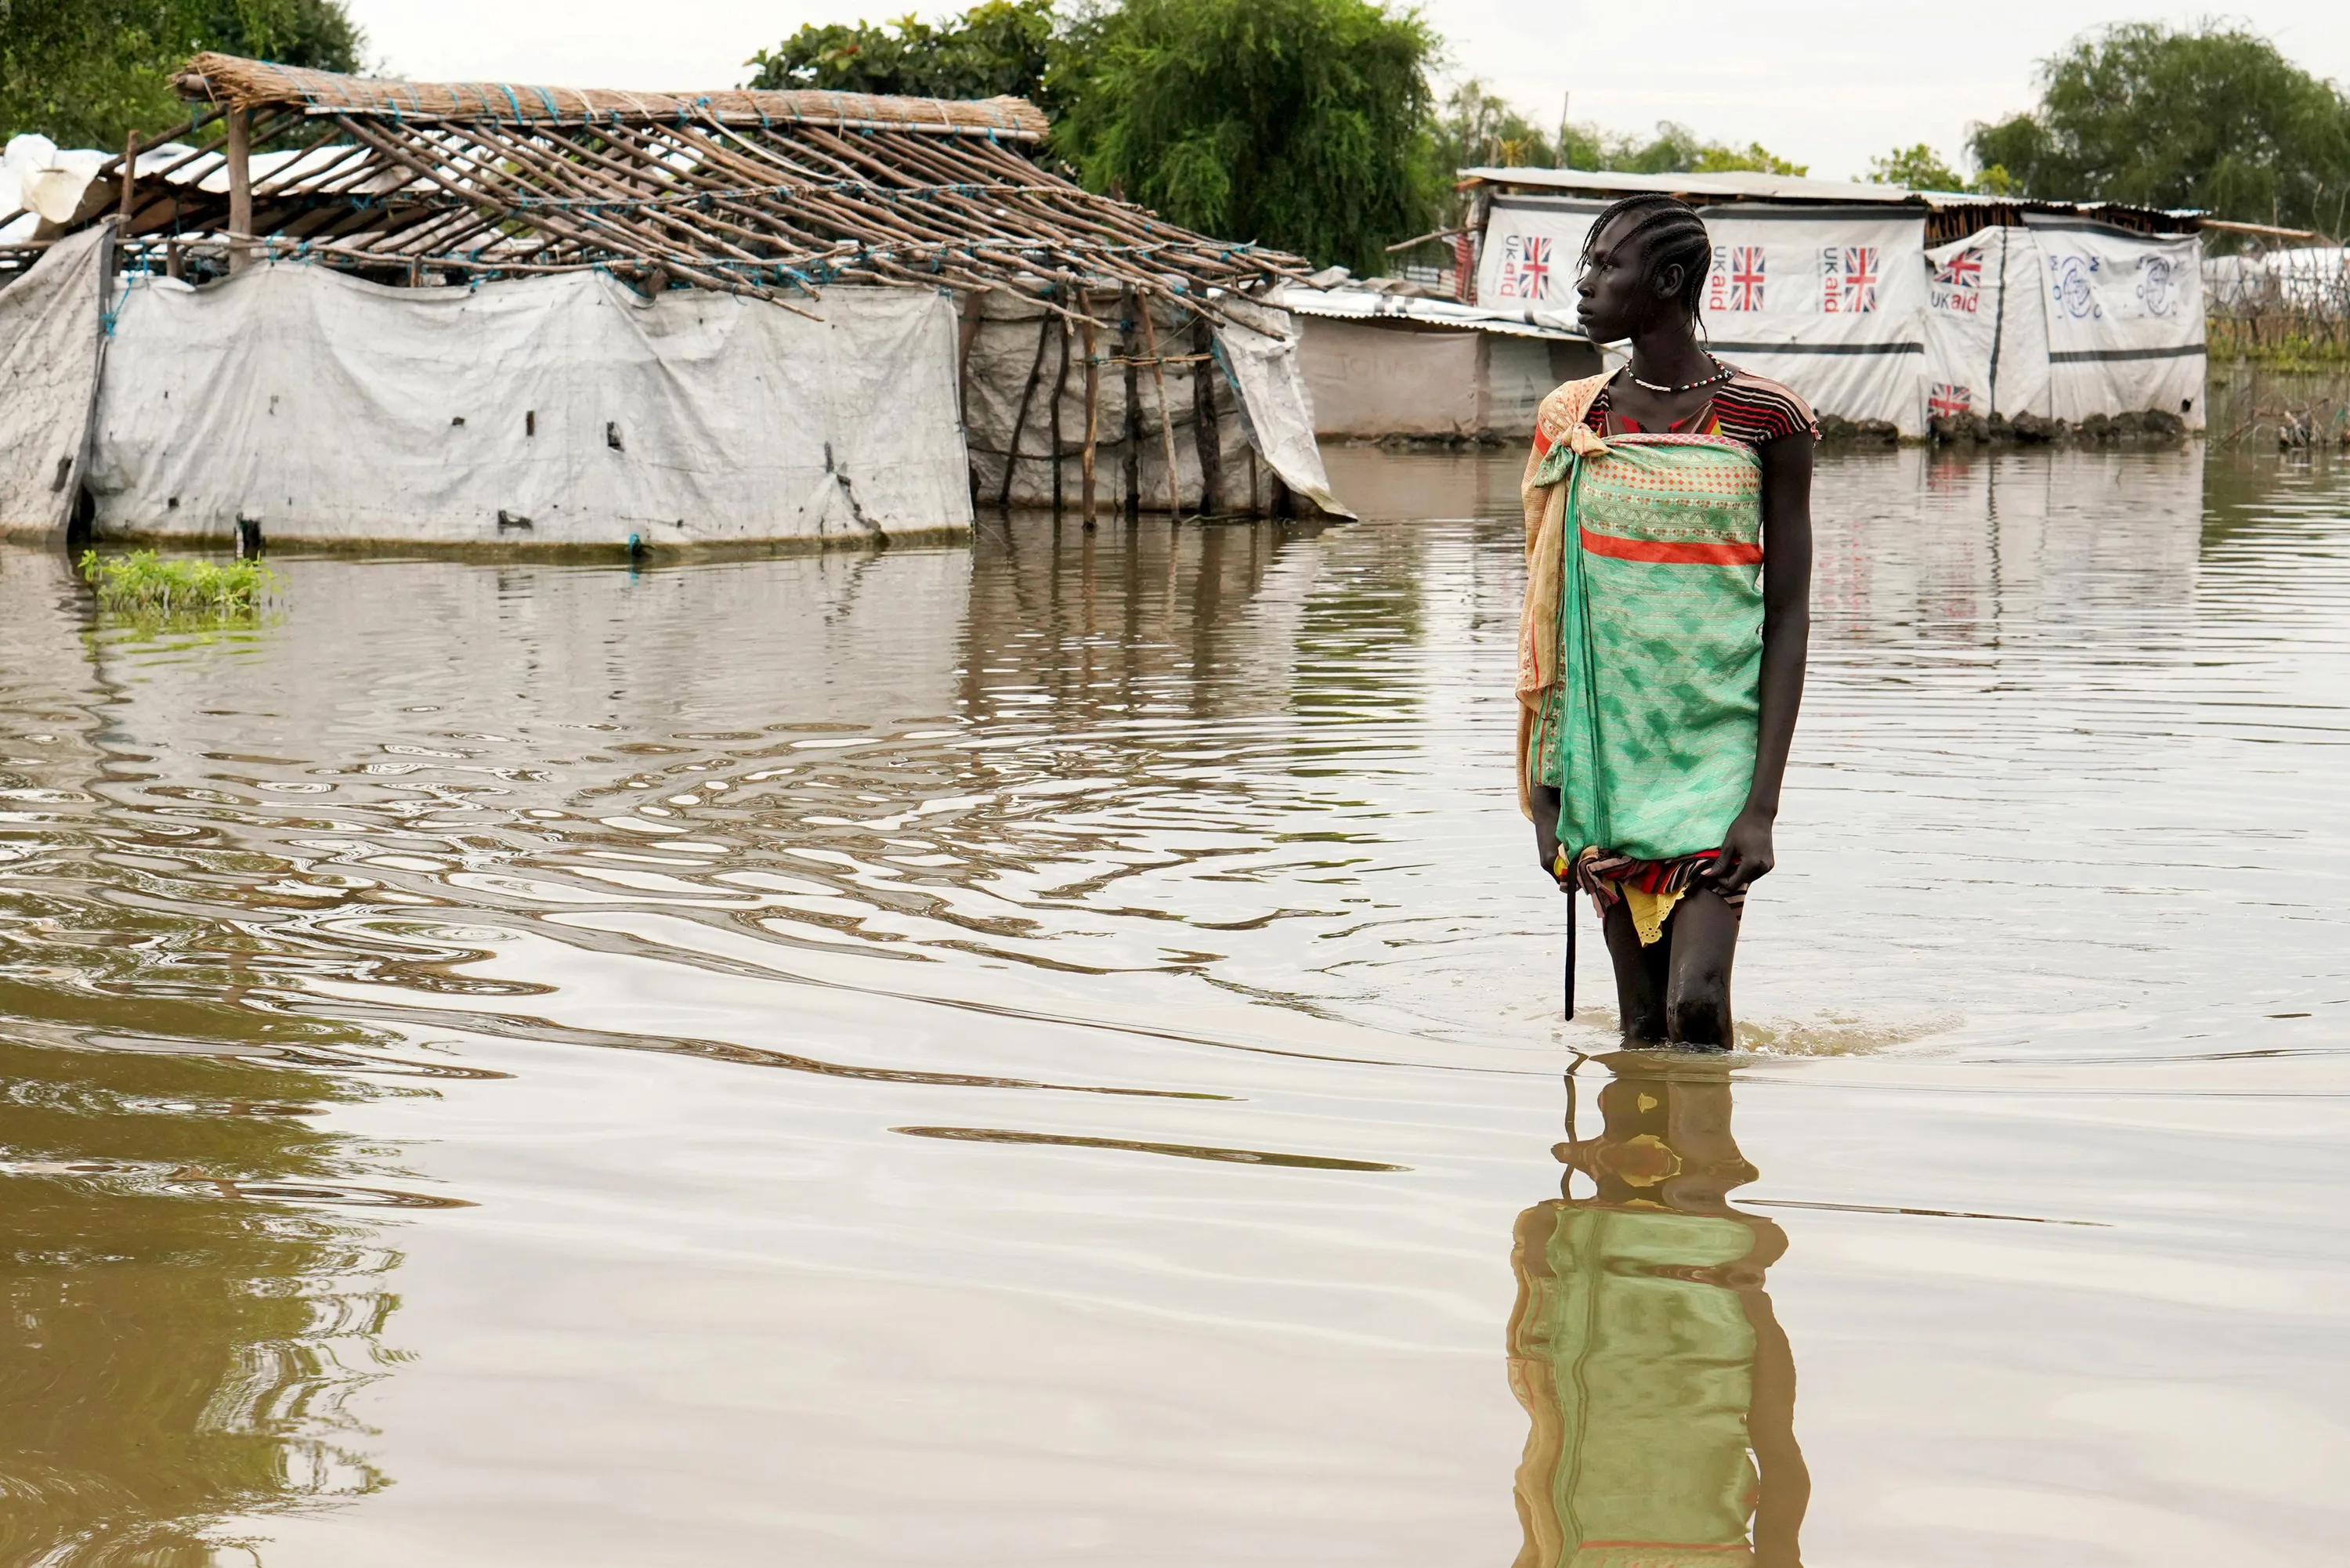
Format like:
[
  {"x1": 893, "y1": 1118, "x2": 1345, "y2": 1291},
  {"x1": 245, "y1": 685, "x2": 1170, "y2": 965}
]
[{"x1": 1460, "y1": 166, "x2": 2200, "y2": 229}]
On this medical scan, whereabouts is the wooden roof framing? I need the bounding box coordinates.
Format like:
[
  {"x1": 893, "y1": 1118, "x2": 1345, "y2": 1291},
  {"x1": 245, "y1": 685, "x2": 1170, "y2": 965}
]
[{"x1": 20, "y1": 53, "x2": 1305, "y2": 323}]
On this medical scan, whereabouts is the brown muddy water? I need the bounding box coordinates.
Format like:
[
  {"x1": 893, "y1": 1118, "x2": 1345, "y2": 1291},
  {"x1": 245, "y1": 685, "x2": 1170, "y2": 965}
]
[{"x1": 3, "y1": 442, "x2": 2348, "y2": 1566}]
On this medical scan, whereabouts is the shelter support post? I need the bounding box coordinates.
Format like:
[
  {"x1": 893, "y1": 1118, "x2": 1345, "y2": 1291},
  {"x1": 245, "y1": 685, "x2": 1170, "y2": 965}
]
[
  {"x1": 1081, "y1": 318, "x2": 1099, "y2": 530},
  {"x1": 1189, "y1": 318, "x2": 1220, "y2": 516},
  {"x1": 1050, "y1": 319, "x2": 1070, "y2": 514},
  {"x1": 1120, "y1": 291, "x2": 1140, "y2": 522},
  {"x1": 226, "y1": 108, "x2": 252, "y2": 273},
  {"x1": 1137, "y1": 302, "x2": 1183, "y2": 520},
  {"x1": 1000, "y1": 316, "x2": 1050, "y2": 508},
  {"x1": 118, "y1": 132, "x2": 140, "y2": 226}
]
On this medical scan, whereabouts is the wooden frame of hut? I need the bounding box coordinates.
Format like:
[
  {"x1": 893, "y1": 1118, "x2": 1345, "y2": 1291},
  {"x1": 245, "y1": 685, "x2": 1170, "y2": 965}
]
[{"x1": 0, "y1": 54, "x2": 1345, "y2": 551}]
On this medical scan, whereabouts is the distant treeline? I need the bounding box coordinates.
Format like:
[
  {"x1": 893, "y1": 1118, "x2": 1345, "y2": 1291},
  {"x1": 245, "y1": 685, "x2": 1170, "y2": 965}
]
[{"x1": 8, "y1": 2, "x2": 2346, "y2": 272}]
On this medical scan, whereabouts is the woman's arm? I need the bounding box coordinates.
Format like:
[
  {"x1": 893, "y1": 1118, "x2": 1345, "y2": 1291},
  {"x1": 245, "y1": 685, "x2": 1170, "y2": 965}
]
[{"x1": 1705, "y1": 432, "x2": 1813, "y2": 890}]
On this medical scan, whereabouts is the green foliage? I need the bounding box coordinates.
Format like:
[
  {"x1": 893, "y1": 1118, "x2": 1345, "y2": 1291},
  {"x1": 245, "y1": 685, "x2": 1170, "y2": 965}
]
[
  {"x1": 1866, "y1": 143, "x2": 1964, "y2": 190},
  {"x1": 80, "y1": 549, "x2": 278, "y2": 620},
  {"x1": 1966, "y1": 22, "x2": 2350, "y2": 233},
  {"x1": 1431, "y1": 79, "x2": 1556, "y2": 171},
  {"x1": 1553, "y1": 117, "x2": 1804, "y2": 178},
  {"x1": 1690, "y1": 141, "x2": 1805, "y2": 176},
  {"x1": 1052, "y1": 0, "x2": 1441, "y2": 274},
  {"x1": 745, "y1": 1, "x2": 1058, "y2": 109},
  {"x1": 0, "y1": 0, "x2": 363, "y2": 148}
]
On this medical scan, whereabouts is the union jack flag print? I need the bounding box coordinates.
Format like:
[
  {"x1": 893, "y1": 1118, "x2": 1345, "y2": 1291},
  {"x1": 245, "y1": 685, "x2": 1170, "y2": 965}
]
[
  {"x1": 1712, "y1": 245, "x2": 1765, "y2": 312},
  {"x1": 1499, "y1": 235, "x2": 1552, "y2": 300},
  {"x1": 1933, "y1": 248, "x2": 1982, "y2": 290},
  {"x1": 1929, "y1": 383, "x2": 1973, "y2": 417},
  {"x1": 1823, "y1": 246, "x2": 1880, "y2": 313}
]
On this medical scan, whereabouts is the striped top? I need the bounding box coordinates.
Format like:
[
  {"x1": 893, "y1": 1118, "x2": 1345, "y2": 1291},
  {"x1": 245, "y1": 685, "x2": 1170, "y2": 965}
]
[{"x1": 1585, "y1": 367, "x2": 1819, "y2": 451}]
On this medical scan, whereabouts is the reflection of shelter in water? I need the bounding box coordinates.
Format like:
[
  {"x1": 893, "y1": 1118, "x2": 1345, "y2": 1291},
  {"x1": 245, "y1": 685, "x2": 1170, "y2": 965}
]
[
  {"x1": 1506, "y1": 1055, "x2": 1804, "y2": 1568},
  {"x1": 1810, "y1": 444, "x2": 2206, "y2": 651}
]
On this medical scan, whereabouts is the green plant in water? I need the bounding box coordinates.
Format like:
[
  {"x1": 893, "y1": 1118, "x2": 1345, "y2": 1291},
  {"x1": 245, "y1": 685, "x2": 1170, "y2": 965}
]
[{"x1": 79, "y1": 549, "x2": 279, "y2": 620}]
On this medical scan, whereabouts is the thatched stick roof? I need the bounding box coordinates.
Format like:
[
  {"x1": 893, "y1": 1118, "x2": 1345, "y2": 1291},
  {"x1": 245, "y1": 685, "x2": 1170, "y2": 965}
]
[
  {"x1": 9, "y1": 55, "x2": 1303, "y2": 323},
  {"x1": 174, "y1": 52, "x2": 1050, "y2": 140}
]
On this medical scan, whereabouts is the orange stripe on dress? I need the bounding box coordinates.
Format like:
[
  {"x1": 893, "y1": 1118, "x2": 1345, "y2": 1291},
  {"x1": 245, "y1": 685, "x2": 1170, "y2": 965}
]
[{"x1": 1581, "y1": 528, "x2": 1762, "y2": 565}]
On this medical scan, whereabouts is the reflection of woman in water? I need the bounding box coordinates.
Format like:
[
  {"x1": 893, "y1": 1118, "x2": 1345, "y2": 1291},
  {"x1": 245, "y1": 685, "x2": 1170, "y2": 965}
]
[
  {"x1": 1517, "y1": 195, "x2": 1815, "y2": 1050},
  {"x1": 1506, "y1": 1056, "x2": 1807, "y2": 1567}
]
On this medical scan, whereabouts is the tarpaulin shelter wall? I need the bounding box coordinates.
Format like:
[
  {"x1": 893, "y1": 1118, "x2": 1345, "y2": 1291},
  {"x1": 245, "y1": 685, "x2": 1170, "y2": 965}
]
[
  {"x1": 0, "y1": 225, "x2": 112, "y2": 533},
  {"x1": 1922, "y1": 221, "x2": 2206, "y2": 430},
  {"x1": 1267, "y1": 285, "x2": 1602, "y2": 439},
  {"x1": 1465, "y1": 168, "x2": 2205, "y2": 439},
  {"x1": 86, "y1": 265, "x2": 973, "y2": 548},
  {"x1": 960, "y1": 291, "x2": 1344, "y2": 517},
  {"x1": 1477, "y1": 193, "x2": 1931, "y2": 434},
  {"x1": 1287, "y1": 321, "x2": 1596, "y2": 438}
]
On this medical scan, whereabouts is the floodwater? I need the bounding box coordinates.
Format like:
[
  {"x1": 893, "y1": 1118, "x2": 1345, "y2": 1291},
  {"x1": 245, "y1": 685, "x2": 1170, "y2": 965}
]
[{"x1": 2, "y1": 440, "x2": 2347, "y2": 1566}]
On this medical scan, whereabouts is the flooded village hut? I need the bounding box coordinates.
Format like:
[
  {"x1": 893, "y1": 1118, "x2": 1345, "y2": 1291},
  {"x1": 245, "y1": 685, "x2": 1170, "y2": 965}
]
[
  {"x1": 1452, "y1": 167, "x2": 2207, "y2": 440},
  {"x1": 0, "y1": 53, "x2": 1343, "y2": 551}
]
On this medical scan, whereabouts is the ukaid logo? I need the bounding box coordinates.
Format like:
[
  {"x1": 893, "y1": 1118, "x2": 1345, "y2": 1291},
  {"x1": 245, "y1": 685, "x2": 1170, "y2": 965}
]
[
  {"x1": 1929, "y1": 383, "x2": 1974, "y2": 417},
  {"x1": 1929, "y1": 247, "x2": 1983, "y2": 314},
  {"x1": 1497, "y1": 234, "x2": 1553, "y2": 300},
  {"x1": 1821, "y1": 246, "x2": 1879, "y2": 313},
  {"x1": 1706, "y1": 245, "x2": 1766, "y2": 312},
  {"x1": 2136, "y1": 254, "x2": 2176, "y2": 316}
]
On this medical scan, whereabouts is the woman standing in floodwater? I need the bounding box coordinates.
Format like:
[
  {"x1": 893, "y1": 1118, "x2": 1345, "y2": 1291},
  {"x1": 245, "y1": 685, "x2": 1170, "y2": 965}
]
[{"x1": 1520, "y1": 194, "x2": 1814, "y2": 1050}]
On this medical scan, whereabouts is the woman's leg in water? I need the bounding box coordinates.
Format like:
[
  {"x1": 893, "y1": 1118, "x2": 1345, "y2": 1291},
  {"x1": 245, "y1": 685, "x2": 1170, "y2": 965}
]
[
  {"x1": 1661, "y1": 888, "x2": 1741, "y2": 1049},
  {"x1": 1600, "y1": 901, "x2": 1672, "y2": 1042}
]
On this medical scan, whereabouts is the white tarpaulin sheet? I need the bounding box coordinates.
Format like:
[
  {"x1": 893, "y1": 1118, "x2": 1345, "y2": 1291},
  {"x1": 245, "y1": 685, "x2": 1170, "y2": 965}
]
[
  {"x1": 1922, "y1": 223, "x2": 2206, "y2": 428},
  {"x1": 1687, "y1": 204, "x2": 1929, "y2": 435},
  {"x1": 2023, "y1": 215, "x2": 2205, "y2": 428},
  {"x1": 1212, "y1": 302, "x2": 1350, "y2": 517},
  {"x1": 1922, "y1": 229, "x2": 2000, "y2": 421},
  {"x1": 0, "y1": 222, "x2": 111, "y2": 535},
  {"x1": 1478, "y1": 196, "x2": 1929, "y2": 433},
  {"x1": 88, "y1": 263, "x2": 974, "y2": 547}
]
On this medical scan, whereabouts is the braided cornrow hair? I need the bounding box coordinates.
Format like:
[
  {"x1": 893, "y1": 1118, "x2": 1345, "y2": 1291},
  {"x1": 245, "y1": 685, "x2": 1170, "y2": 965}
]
[{"x1": 1580, "y1": 193, "x2": 1715, "y2": 320}]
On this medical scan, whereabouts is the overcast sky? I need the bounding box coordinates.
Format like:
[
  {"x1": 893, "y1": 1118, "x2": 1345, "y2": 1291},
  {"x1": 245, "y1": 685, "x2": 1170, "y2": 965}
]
[{"x1": 345, "y1": 0, "x2": 2349, "y2": 182}]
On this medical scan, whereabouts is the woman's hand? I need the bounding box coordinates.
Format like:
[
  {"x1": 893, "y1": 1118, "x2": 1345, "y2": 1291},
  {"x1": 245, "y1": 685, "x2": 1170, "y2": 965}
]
[
  {"x1": 1702, "y1": 808, "x2": 1776, "y2": 891},
  {"x1": 1531, "y1": 784, "x2": 1566, "y2": 885}
]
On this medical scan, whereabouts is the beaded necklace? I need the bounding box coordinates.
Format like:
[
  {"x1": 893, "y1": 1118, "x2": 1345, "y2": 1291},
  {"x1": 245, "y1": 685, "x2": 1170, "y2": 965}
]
[{"x1": 1627, "y1": 356, "x2": 1732, "y2": 396}]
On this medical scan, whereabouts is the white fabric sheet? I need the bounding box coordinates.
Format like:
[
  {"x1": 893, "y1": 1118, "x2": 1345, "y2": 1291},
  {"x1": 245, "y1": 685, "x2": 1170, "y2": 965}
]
[
  {"x1": 1687, "y1": 205, "x2": 1930, "y2": 435},
  {"x1": 2022, "y1": 217, "x2": 2206, "y2": 428},
  {"x1": 88, "y1": 265, "x2": 974, "y2": 547},
  {"x1": 1212, "y1": 302, "x2": 1351, "y2": 518},
  {"x1": 1921, "y1": 229, "x2": 2003, "y2": 421},
  {"x1": 1477, "y1": 196, "x2": 1929, "y2": 432},
  {"x1": 0, "y1": 222, "x2": 111, "y2": 536}
]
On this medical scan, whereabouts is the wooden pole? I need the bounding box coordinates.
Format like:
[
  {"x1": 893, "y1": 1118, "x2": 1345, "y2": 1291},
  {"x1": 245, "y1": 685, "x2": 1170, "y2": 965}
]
[
  {"x1": 1120, "y1": 290, "x2": 1141, "y2": 522},
  {"x1": 1049, "y1": 318, "x2": 1071, "y2": 514},
  {"x1": 1080, "y1": 316, "x2": 1099, "y2": 530},
  {"x1": 1190, "y1": 316, "x2": 1221, "y2": 516},
  {"x1": 226, "y1": 107, "x2": 252, "y2": 273},
  {"x1": 999, "y1": 315, "x2": 1051, "y2": 508},
  {"x1": 118, "y1": 132, "x2": 140, "y2": 226},
  {"x1": 1137, "y1": 301, "x2": 1184, "y2": 520}
]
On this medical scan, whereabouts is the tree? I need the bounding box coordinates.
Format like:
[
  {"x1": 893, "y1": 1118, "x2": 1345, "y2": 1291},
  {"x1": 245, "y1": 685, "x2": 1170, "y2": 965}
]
[
  {"x1": 1967, "y1": 22, "x2": 2350, "y2": 233},
  {"x1": 1053, "y1": 0, "x2": 1441, "y2": 274},
  {"x1": 745, "y1": 1, "x2": 1057, "y2": 109},
  {"x1": 1, "y1": 0, "x2": 364, "y2": 149},
  {"x1": 1556, "y1": 118, "x2": 1804, "y2": 178},
  {"x1": 1431, "y1": 78, "x2": 1556, "y2": 172},
  {"x1": 1865, "y1": 143, "x2": 1964, "y2": 190}
]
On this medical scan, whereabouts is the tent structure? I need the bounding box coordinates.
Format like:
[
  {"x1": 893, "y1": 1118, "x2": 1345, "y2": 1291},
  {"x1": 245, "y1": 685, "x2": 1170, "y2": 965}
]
[
  {"x1": 1458, "y1": 168, "x2": 2205, "y2": 438},
  {"x1": 1269, "y1": 280, "x2": 1602, "y2": 439},
  {"x1": 0, "y1": 54, "x2": 1343, "y2": 550}
]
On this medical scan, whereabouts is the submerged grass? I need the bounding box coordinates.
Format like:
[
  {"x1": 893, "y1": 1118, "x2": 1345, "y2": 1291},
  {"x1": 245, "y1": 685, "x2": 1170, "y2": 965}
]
[{"x1": 79, "y1": 550, "x2": 279, "y2": 621}]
